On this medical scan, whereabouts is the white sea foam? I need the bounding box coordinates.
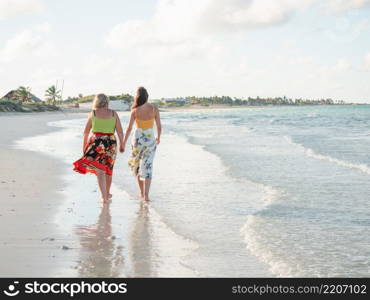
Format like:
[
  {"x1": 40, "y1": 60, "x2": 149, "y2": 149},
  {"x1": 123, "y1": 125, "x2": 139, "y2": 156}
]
[
  {"x1": 240, "y1": 216, "x2": 294, "y2": 277},
  {"x1": 261, "y1": 185, "x2": 280, "y2": 206},
  {"x1": 239, "y1": 185, "x2": 287, "y2": 277},
  {"x1": 148, "y1": 132, "x2": 273, "y2": 276},
  {"x1": 283, "y1": 136, "x2": 370, "y2": 175}
]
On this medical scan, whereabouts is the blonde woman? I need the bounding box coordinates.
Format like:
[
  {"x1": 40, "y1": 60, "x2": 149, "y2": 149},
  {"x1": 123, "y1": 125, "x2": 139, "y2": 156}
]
[
  {"x1": 123, "y1": 87, "x2": 161, "y2": 201},
  {"x1": 73, "y1": 94, "x2": 124, "y2": 202}
]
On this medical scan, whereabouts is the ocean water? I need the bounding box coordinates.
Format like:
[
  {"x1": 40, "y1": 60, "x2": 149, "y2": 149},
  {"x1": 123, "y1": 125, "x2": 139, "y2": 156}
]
[{"x1": 15, "y1": 105, "x2": 370, "y2": 277}]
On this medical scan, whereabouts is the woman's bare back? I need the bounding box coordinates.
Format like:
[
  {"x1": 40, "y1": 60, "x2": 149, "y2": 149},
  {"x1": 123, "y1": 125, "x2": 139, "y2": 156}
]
[{"x1": 135, "y1": 103, "x2": 155, "y2": 120}]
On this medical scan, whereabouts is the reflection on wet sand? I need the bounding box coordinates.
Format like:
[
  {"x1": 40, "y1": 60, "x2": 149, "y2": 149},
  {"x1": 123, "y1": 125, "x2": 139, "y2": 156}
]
[
  {"x1": 74, "y1": 192, "x2": 197, "y2": 277},
  {"x1": 128, "y1": 201, "x2": 198, "y2": 277},
  {"x1": 75, "y1": 202, "x2": 124, "y2": 277},
  {"x1": 130, "y1": 201, "x2": 153, "y2": 277}
]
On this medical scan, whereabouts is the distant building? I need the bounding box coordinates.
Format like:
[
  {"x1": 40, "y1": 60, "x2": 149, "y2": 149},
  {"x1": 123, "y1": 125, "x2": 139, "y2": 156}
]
[
  {"x1": 2, "y1": 90, "x2": 42, "y2": 102},
  {"x1": 109, "y1": 100, "x2": 130, "y2": 111},
  {"x1": 78, "y1": 99, "x2": 129, "y2": 111}
]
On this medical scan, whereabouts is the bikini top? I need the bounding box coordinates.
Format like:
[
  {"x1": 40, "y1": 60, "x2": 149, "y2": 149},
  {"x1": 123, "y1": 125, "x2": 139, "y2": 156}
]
[
  {"x1": 135, "y1": 106, "x2": 155, "y2": 130},
  {"x1": 91, "y1": 110, "x2": 116, "y2": 133}
]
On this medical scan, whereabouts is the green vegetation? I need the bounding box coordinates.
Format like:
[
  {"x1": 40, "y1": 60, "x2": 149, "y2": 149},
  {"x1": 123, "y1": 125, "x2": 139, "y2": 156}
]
[
  {"x1": 109, "y1": 93, "x2": 133, "y2": 104},
  {"x1": 14, "y1": 86, "x2": 32, "y2": 103},
  {"x1": 0, "y1": 85, "x2": 60, "y2": 112},
  {"x1": 155, "y1": 96, "x2": 345, "y2": 108},
  {"x1": 76, "y1": 95, "x2": 94, "y2": 103},
  {"x1": 45, "y1": 85, "x2": 62, "y2": 105},
  {"x1": 74, "y1": 93, "x2": 133, "y2": 104},
  {"x1": 0, "y1": 85, "x2": 353, "y2": 114},
  {"x1": 0, "y1": 100, "x2": 59, "y2": 112}
]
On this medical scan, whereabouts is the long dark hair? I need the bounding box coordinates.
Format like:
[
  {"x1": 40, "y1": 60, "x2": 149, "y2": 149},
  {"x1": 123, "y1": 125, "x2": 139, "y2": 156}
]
[{"x1": 132, "y1": 86, "x2": 148, "y2": 109}]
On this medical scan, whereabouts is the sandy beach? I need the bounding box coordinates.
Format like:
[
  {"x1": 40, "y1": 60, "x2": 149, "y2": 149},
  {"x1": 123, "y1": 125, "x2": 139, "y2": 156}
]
[
  {"x1": 0, "y1": 109, "x2": 273, "y2": 277},
  {"x1": 0, "y1": 112, "x2": 85, "y2": 276},
  {"x1": 0, "y1": 111, "x2": 138, "y2": 277}
]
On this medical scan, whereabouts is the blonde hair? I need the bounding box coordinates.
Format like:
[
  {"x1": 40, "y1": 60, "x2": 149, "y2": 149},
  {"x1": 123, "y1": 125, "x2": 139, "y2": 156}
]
[{"x1": 93, "y1": 93, "x2": 109, "y2": 109}]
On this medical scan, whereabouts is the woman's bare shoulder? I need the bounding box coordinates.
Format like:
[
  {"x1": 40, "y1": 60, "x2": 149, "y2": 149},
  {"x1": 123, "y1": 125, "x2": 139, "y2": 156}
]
[{"x1": 149, "y1": 103, "x2": 157, "y2": 110}]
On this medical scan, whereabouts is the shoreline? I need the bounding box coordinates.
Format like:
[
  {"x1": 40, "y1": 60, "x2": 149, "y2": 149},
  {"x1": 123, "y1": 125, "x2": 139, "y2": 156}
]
[{"x1": 0, "y1": 111, "x2": 273, "y2": 277}]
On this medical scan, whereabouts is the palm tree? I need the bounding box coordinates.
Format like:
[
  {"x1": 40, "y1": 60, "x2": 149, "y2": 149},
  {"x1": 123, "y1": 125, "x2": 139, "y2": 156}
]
[
  {"x1": 45, "y1": 85, "x2": 61, "y2": 105},
  {"x1": 15, "y1": 86, "x2": 31, "y2": 103}
]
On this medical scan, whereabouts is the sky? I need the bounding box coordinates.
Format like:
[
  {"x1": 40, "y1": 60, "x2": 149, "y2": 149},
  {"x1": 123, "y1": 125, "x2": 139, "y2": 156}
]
[{"x1": 0, "y1": 0, "x2": 370, "y2": 102}]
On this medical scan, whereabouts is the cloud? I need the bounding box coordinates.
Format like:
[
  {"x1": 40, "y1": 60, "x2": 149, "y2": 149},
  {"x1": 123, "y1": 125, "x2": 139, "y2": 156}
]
[
  {"x1": 365, "y1": 53, "x2": 370, "y2": 70},
  {"x1": 321, "y1": 0, "x2": 370, "y2": 13},
  {"x1": 101, "y1": 0, "x2": 370, "y2": 100},
  {"x1": 82, "y1": 54, "x2": 113, "y2": 75},
  {"x1": 333, "y1": 58, "x2": 352, "y2": 72},
  {"x1": 106, "y1": 0, "x2": 370, "y2": 52},
  {"x1": 0, "y1": 23, "x2": 54, "y2": 63},
  {"x1": 0, "y1": 0, "x2": 45, "y2": 20},
  {"x1": 200, "y1": 0, "x2": 316, "y2": 31},
  {"x1": 34, "y1": 22, "x2": 52, "y2": 33},
  {"x1": 105, "y1": 1, "x2": 202, "y2": 49},
  {"x1": 105, "y1": 0, "x2": 319, "y2": 51}
]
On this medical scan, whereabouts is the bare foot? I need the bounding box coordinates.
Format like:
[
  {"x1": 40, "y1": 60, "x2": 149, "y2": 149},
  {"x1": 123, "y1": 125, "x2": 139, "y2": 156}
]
[
  {"x1": 108, "y1": 193, "x2": 112, "y2": 199},
  {"x1": 144, "y1": 196, "x2": 150, "y2": 202},
  {"x1": 100, "y1": 195, "x2": 111, "y2": 203}
]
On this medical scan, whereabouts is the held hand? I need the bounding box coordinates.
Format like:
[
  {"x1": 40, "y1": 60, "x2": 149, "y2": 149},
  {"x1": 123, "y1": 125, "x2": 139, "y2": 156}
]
[
  {"x1": 119, "y1": 144, "x2": 125, "y2": 153},
  {"x1": 156, "y1": 138, "x2": 160, "y2": 145}
]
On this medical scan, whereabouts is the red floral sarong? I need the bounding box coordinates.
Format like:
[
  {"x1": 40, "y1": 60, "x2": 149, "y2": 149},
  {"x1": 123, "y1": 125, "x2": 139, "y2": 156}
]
[{"x1": 73, "y1": 133, "x2": 117, "y2": 175}]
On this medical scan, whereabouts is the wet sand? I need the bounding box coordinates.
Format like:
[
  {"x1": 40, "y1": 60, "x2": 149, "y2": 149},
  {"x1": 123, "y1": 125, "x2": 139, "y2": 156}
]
[{"x1": 0, "y1": 111, "x2": 198, "y2": 277}]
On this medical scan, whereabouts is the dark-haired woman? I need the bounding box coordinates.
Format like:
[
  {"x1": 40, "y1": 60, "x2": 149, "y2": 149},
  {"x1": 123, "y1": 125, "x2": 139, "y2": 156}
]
[{"x1": 122, "y1": 87, "x2": 161, "y2": 201}]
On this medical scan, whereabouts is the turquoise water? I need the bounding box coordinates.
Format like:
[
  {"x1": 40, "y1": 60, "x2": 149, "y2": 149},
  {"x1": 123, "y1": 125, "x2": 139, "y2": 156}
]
[
  {"x1": 16, "y1": 105, "x2": 370, "y2": 277},
  {"x1": 159, "y1": 105, "x2": 370, "y2": 277}
]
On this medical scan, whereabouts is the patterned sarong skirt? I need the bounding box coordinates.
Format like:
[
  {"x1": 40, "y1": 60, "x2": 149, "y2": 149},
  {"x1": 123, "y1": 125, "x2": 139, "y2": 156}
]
[
  {"x1": 128, "y1": 128, "x2": 156, "y2": 179},
  {"x1": 73, "y1": 133, "x2": 117, "y2": 176}
]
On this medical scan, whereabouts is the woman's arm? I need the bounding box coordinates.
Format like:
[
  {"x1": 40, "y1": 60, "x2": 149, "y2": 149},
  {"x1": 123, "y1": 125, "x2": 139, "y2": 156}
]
[
  {"x1": 154, "y1": 106, "x2": 162, "y2": 144},
  {"x1": 83, "y1": 113, "x2": 92, "y2": 153},
  {"x1": 122, "y1": 110, "x2": 136, "y2": 150},
  {"x1": 114, "y1": 111, "x2": 125, "y2": 153}
]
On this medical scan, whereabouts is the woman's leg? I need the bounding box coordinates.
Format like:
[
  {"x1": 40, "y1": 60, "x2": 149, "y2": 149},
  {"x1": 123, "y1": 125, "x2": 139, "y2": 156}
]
[
  {"x1": 143, "y1": 178, "x2": 151, "y2": 201},
  {"x1": 106, "y1": 175, "x2": 112, "y2": 198},
  {"x1": 142, "y1": 147, "x2": 155, "y2": 201},
  {"x1": 96, "y1": 170, "x2": 108, "y2": 201},
  {"x1": 137, "y1": 175, "x2": 144, "y2": 198}
]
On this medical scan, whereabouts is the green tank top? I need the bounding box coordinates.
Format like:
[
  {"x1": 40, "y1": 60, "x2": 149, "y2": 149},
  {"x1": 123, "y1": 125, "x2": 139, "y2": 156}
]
[{"x1": 91, "y1": 110, "x2": 116, "y2": 133}]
